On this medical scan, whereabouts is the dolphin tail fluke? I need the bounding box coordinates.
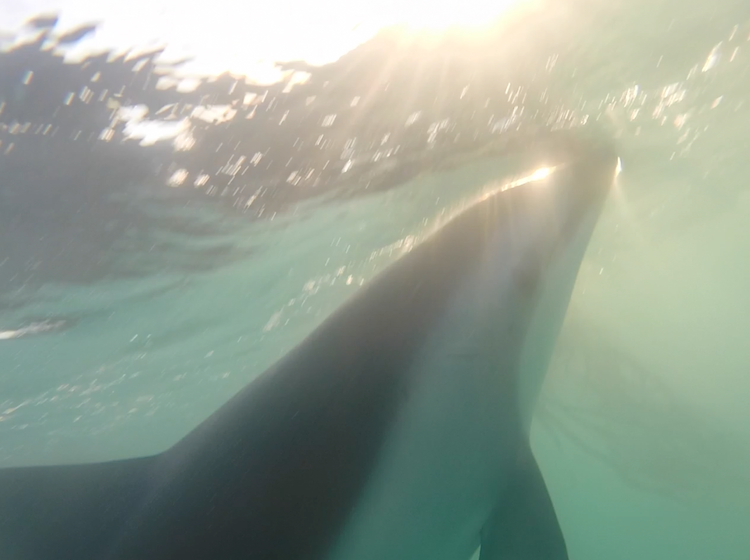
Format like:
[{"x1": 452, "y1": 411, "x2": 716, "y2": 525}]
[
  {"x1": 479, "y1": 446, "x2": 568, "y2": 560},
  {"x1": 0, "y1": 456, "x2": 157, "y2": 560}
]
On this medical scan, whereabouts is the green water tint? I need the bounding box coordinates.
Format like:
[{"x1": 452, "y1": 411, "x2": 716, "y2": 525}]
[
  {"x1": 0, "y1": 156, "x2": 522, "y2": 464},
  {"x1": 2, "y1": 137, "x2": 748, "y2": 559},
  {"x1": 540, "y1": 320, "x2": 750, "y2": 502},
  {"x1": 2, "y1": 2, "x2": 750, "y2": 560}
]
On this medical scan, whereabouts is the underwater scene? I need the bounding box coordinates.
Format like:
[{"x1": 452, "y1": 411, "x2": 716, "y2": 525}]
[{"x1": 0, "y1": 0, "x2": 749, "y2": 558}]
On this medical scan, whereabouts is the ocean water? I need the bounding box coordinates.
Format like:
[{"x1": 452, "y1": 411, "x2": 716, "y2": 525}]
[{"x1": 1, "y1": 0, "x2": 750, "y2": 558}]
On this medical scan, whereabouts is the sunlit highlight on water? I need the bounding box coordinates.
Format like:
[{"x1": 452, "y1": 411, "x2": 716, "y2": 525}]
[{"x1": 0, "y1": 0, "x2": 530, "y2": 80}]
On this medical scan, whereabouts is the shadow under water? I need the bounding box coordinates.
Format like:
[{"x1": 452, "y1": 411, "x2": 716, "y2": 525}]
[{"x1": 537, "y1": 319, "x2": 750, "y2": 502}]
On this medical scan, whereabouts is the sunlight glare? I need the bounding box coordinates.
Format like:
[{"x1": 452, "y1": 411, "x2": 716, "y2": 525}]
[
  {"x1": 384, "y1": 0, "x2": 526, "y2": 30},
  {"x1": 1, "y1": 0, "x2": 530, "y2": 80},
  {"x1": 530, "y1": 167, "x2": 552, "y2": 181}
]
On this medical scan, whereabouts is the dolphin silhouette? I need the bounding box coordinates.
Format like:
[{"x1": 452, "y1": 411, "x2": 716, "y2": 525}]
[{"x1": 0, "y1": 133, "x2": 619, "y2": 560}]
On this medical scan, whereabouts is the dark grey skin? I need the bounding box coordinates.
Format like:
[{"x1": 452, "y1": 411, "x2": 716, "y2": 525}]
[{"x1": 0, "y1": 134, "x2": 618, "y2": 560}]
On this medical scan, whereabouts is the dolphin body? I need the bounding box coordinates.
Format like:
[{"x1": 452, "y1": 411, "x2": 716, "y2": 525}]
[{"x1": 0, "y1": 134, "x2": 618, "y2": 560}]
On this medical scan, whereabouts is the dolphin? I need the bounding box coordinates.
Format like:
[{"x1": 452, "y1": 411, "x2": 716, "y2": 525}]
[{"x1": 0, "y1": 133, "x2": 619, "y2": 560}]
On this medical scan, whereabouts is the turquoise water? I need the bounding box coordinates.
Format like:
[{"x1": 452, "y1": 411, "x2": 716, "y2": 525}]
[
  {"x1": 2, "y1": 1, "x2": 750, "y2": 559},
  {"x1": 535, "y1": 5, "x2": 750, "y2": 556},
  {"x1": 0, "y1": 157, "x2": 522, "y2": 464}
]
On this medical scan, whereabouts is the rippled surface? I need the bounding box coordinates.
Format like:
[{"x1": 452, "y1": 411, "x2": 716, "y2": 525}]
[{"x1": 1, "y1": 1, "x2": 750, "y2": 558}]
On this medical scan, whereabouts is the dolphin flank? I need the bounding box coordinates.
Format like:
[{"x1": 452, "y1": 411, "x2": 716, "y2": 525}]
[{"x1": 0, "y1": 133, "x2": 619, "y2": 560}]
